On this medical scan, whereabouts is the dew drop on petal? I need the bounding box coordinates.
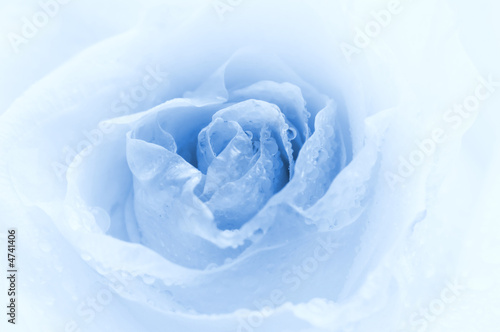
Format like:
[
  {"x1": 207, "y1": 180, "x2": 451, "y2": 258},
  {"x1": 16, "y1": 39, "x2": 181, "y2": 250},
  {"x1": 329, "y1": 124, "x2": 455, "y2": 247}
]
[{"x1": 142, "y1": 275, "x2": 156, "y2": 285}]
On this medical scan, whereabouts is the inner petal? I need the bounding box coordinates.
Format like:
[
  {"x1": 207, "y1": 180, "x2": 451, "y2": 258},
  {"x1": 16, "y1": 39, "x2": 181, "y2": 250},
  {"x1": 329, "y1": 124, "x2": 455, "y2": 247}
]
[
  {"x1": 231, "y1": 80, "x2": 311, "y2": 146},
  {"x1": 205, "y1": 127, "x2": 287, "y2": 230},
  {"x1": 199, "y1": 120, "x2": 256, "y2": 201},
  {"x1": 213, "y1": 99, "x2": 295, "y2": 178},
  {"x1": 197, "y1": 118, "x2": 241, "y2": 174}
]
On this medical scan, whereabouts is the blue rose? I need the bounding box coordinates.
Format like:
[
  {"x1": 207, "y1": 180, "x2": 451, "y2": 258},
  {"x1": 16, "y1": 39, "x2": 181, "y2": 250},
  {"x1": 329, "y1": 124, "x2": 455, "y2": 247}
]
[
  {"x1": 62, "y1": 47, "x2": 354, "y2": 315},
  {"x1": 0, "y1": 0, "x2": 492, "y2": 331},
  {"x1": 121, "y1": 50, "x2": 340, "y2": 271}
]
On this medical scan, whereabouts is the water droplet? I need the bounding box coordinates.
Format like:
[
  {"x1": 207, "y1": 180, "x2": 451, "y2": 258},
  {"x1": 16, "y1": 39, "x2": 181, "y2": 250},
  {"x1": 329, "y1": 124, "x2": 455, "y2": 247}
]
[
  {"x1": 142, "y1": 275, "x2": 155, "y2": 285},
  {"x1": 121, "y1": 272, "x2": 133, "y2": 281},
  {"x1": 91, "y1": 207, "x2": 111, "y2": 233},
  {"x1": 206, "y1": 263, "x2": 218, "y2": 271},
  {"x1": 286, "y1": 127, "x2": 297, "y2": 140},
  {"x1": 264, "y1": 140, "x2": 279, "y2": 155}
]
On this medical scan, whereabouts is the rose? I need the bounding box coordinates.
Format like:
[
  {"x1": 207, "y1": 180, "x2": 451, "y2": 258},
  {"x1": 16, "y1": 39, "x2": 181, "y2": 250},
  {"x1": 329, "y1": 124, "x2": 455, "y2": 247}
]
[
  {"x1": 123, "y1": 74, "x2": 314, "y2": 269},
  {"x1": 0, "y1": 0, "x2": 488, "y2": 331},
  {"x1": 61, "y1": 46, "x2": 353, "y2": 314}
]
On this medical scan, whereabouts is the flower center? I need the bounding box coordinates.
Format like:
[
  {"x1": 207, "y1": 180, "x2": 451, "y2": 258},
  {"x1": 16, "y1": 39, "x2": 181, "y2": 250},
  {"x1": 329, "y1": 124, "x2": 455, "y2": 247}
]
[{"x1": 196, "y1": 99, "x2": 294, "y2": 230}]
